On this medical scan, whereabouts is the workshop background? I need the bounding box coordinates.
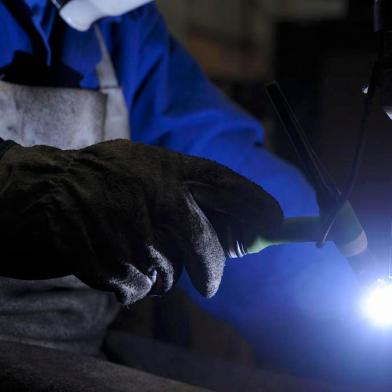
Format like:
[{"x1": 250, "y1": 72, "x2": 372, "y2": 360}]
[{"x1": 109, "y1": 0, "x2": 392, "y2": 389}]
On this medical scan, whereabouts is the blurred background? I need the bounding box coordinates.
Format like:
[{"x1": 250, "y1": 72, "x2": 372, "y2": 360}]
[{"x1": 110, "y1": 0, "x2": 392, "y2": 389}]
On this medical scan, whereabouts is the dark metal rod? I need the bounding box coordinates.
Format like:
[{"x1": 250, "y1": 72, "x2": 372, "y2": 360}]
[{"x1": 265, "y1": 82, "x2": 341, "y2": 205}]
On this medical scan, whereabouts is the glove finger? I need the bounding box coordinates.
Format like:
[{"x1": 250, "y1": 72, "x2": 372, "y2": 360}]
[
  {"x1": 161, "y1": 191, "x2": 225, "y2": 298},
  {"x1": 184, "y1": 156, "x2": 283, "y2": 224},
  {"x1": 79, "y1": 261, "x2": 156, "y2": 306},
  {"x1": 183, "y1": 155, "x2": 282, "y2": 220},
  {"x1": 185, "y1": 166, "x2": 283, "y2": 256},
  {"x1": 73, "y1": 217, "x2": 170, "y2": 305},
  {"x1": 72, "y1": 212, "x2": 181, "y2": 304}
]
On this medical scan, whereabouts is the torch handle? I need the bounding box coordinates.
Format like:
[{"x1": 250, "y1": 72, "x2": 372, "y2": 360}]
[
  {"x1": 243, "y1": 202, "x2": 367, "y2": 259},
  {"x1": 244, "y1": 217, "x2": 322, "y2": 255}
]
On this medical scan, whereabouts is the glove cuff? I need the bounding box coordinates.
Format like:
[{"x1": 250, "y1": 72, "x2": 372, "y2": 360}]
[{"x1": 0, "y1": 139, "x2": 18, "y2": 160}]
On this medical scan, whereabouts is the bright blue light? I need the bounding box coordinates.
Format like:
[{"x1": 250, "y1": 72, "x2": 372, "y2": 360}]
[{"x1": 363, "y1": 279, "x2": 392, "y2": 327}]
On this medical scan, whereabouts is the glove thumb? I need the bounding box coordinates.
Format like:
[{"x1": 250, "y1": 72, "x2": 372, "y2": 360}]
[{"x1": 188, "y1": 179, "x2": 283, "y2": 258}]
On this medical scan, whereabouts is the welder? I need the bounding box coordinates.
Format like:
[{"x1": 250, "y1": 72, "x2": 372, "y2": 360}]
[{"x1": 0, "y1": 0, "x2": 366, "y2": 384}]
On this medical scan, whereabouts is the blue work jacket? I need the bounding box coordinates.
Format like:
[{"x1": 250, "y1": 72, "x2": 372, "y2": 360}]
[{"x1": 0, "y1": 0, "x2": 390, "y2": 384}]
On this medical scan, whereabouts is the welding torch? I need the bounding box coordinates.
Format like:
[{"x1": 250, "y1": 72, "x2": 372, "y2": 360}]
[{"x1": 226, "y1": 82, "x2": 378, "y2": 285}]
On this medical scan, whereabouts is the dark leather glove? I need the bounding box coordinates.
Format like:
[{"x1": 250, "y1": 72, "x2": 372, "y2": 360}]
[{"x1": 0, "y1": 140, "x2": 283, "y2": 304}]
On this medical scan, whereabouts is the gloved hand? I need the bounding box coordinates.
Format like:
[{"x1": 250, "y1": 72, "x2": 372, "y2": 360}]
[{"x1": 0, "y1": 140, "x2": 283, "y2": 304}]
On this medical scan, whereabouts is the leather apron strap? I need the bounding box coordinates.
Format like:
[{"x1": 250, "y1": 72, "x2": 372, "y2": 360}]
[{"x1": 94, "y1": 26, "x2": 131, "y2": 141}]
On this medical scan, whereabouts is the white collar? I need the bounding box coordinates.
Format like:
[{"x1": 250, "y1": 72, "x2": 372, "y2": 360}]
[{"x1": 57, "y1": 0, "x2": 154, "y2": 31}]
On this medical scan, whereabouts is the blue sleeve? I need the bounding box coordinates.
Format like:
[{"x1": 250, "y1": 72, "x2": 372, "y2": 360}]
[
  {"x1": 129, "y1": 4, "x2": 263, "y2": 154},
  {"x1": 130, "y1": 5, "x2": 392, "y2": 382}
]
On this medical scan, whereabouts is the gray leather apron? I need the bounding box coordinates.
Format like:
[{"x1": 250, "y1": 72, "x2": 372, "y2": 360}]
[{"x1": 0, "y1": 27, "x2": 129, "y2": 356}]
